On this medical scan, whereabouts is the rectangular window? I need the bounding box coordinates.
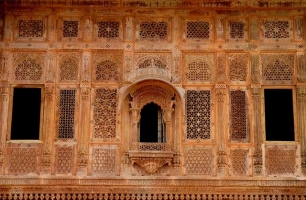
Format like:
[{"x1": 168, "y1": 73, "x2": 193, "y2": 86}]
[
  {"x1": 264, "y1": 89, "x2": 295, "y2": 141},
  {"x1": 11, "y1": 88, "x2": 42, "y2": 140},
  {"x1": 58, "y1": 89, "x2": 76, "y2": 139}
]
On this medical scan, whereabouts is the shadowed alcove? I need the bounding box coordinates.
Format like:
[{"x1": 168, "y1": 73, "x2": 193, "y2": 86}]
[{"x1": 139, "y1": 102, "x2": 165, "y2": 143}]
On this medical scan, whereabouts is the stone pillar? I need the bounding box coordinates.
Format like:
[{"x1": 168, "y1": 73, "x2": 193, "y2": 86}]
[
  {"x1": 129, "y1": 107, "x2": 140, "y2": 151},
  {"x1": 216, "y1": 84, "x2": 227, "y2": 176},
  {"x1": 41, "y1": 83, "x2": 55, "y2": 174},
  {"x1": 251, "y1": 84, "x2": 263, "y2": 175},
  {"x1": 0, "y1": 80, "x2": 9, "y2": 175},
  {"x1": 77, "y1": 83, "x2": 91, "y2": 175},
  {"x1": 163, "y1": 107, "x2": 173, "y2": 151},
  {"x1": 297, "y1": 85, "x2": 306, "y2": 174}
]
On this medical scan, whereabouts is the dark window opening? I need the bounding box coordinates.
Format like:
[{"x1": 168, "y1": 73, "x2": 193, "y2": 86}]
[
  {"x1": 11, "y1": 88, "x2": 41, "y2": 140},
  {"x1": 139, "y1": 102, "x2": 165, "y2": 143},
  {"x1": 264, "y1": 89, "x2": 295, "y2": 141}
]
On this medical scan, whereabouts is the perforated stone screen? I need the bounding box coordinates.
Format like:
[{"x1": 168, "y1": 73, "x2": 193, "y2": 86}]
[
  {"x1": 58, "y1": 90, "x2": 76, "y2": 139},
  {"x1": 139, "y1": 22, "x2": 167, "y2": 40},
  {"x1": 18, "y1": 20, "x2": 44, "y2": 37},
  {"x1": 186, "y1": 21, "x2": 210, "y2": 39},
  {"x1": 186, "y1": 90, "x2": 211, "y2": 140},
  {"x1": 63, "y1": 21, "x2": 79, "y2": 37},
  {"x1": 98, "y1": 21, "x2": 119, "y2": 38},
  {"x1": 230, "y1": 90, "x2": 248, "y2": 142}
]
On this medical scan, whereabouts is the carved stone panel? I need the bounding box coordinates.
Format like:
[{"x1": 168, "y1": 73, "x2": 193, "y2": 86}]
[
  {"x1": 58, "y1": 16, "x2": 83, "y2": 42},
  {"x1": 92, "y1": 52, "x2": 122, "y2": 84},
  {"x1": 261, "y1": 53, "x2": 294, "y2": 84},
  {"x1": 12, "y1": 53, "x2": 45, "y2": 83},
  {"x1": 229, "y1": 90, "x2": 249, "y2": 143},
  {"x1": 92, "y1": 88, "x2": 118, "y2": 140},
  {"x1": 89, "y1": 145, "x2": 119, "y2": 176},
  {"x1": 6, "y1": 142, "x2": 42, "y2": 175},
  {"x1": 225, "y1": 18, "x2": 248, "y2": 43},
  {"x1": 186, "y1": 90, "x2": 211, "y2": 141},
  {"x1": 229, "y1": 148, "x2": 250, "y2": 176},
  {"x1": 261, "y1": 18, "x2": 293, "y2": 42},
  {"x1": 54, "y1": 144, "x2": 75, "y2": 174},
  {"x1": 265, "y1": 145, "x2": 297, "y2": 175},
  {"x1": 227, "y1": 53, "x2": 248, "y2": 83},
  {"x1": 135, "y1": 18, "x2": 171, "y2": 42},
  {"x1": 13, "y1": 15, "x2": 48, "y2": 42},
  {"x1": 132, "y1": 53, "x2": 171, "y2": 82},
  {"x1": 57, "y1": 52, "x2": 81, "y2": 83},
  {"x1": 183, "y1": 146, "x2": 215, "y2": 175},
  {"x1": 183, "y1": 54, "x2": 214, "y2": 84}
]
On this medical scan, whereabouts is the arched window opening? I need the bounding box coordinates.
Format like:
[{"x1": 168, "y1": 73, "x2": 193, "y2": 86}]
[{"x1": 139, "y1": 102, "x2": 165, "y2": 143}]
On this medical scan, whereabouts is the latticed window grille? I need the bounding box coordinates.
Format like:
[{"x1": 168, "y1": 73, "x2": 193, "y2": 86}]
[
  {"x1": 63, "y1": 21, "x2": 79, "y2": 37},
  {"x1": 18, "y1": 20, "x2": 44, "y2": 37},
  {"x1": 93, "y1": 88, "x2": 117, "y2": 139},
  {"x1": 139, "y1": 22, "x2": 167, "y2": 39},
  {"x1": 186, "y1": 21, "x2": 210, "y2": 39},
  {"x1": 60, "y1": 58, "x2": 78, "y2": 81},
  {"x1": 263, "y1": 60, "x2": 293, "y2": 82},
  {"x1": 58, "y1": 90, "x2": 76, "y2": 139},
  {"x1": 186, "y1": 90, "x2": 211, "y2": 140},
  {"x1": 185, "y1": 60, "x2": 211, "y2": 82},
  {"x1": 15, "y1": 59, "x2": 42, "y2": 81},
  {"x1": 98, "y1": 21, "x2": 119, "y2": 38},
  {"x1": 230, "y1": 90, "x2": 247, "y2": 141},
  {"x1": 229, "y1": 21, "x2": 244, "y2": 39},
  {"x1": 263, "y1": 20, "x2": 289, "y2": 38},
  {"x1": 96, "y1": 60, "x2": 120, "y2": 82}
]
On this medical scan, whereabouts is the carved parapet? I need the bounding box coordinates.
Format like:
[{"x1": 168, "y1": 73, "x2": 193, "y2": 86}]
[{"x1": 129, "y1": 151, "x2": 173, "y2": 174}]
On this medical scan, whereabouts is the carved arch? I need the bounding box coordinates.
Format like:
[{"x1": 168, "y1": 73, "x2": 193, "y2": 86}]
[{"x1": 119, "y1": 79, "x2": 183, "y2": 175}]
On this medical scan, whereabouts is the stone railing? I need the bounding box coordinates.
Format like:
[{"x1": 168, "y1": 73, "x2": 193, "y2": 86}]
[{"x1": 139, "y1": 142, "x2": 166, "y2": 151}]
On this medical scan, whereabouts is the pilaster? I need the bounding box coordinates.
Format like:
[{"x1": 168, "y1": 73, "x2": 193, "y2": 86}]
[
  {"x1": 215, "y1": 84, "x2": 227, "y2": 176},
  {"x1": 297, "y1": 85, "x2": 306, "y2": 174},
  {"x1": 251, "y1": 84, "x2": 263, "y2": 175}
]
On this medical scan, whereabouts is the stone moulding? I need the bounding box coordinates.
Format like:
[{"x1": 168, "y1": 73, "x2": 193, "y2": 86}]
[{"x1": 129, "y1": 151, "x2": 174, "y2": 174}]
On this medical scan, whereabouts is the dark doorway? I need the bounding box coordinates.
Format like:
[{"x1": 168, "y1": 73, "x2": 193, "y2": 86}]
[
  {"x1": 139, "y1": 102, "x2": 165, "y2": 143},
  {"x1": 11, "y1": 88, "x2": 42, "y2": 140},
  {"x1": 264, "y1": 89, "x2": 295, "y2": 141}
]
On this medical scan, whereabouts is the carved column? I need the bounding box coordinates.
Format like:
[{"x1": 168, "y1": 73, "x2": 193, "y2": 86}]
[
  {"x1": 163, "y1": 107, "x2": 173, "y2": 151},
  {"x1": 129, "y1": 107, "x2": 140, "y2": 151},
  {"x1": 297, "y1": 85, "x2": 306, "y2": 174},
  {"x1": 252, "y1": 84, "x2": 263, "y2": 175},
  {"x1": 41, "y1": 83, "x2": 55, "y2": 174},
  {"x1": 77, "y1": 84, "x2": 91, "y2": 175},
  {"x1": 0, "y1": 81, "x2": 9, "y2": 174},
  {"x1": 216, "y1": 84, "x2": 227, "y2": 176}
]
